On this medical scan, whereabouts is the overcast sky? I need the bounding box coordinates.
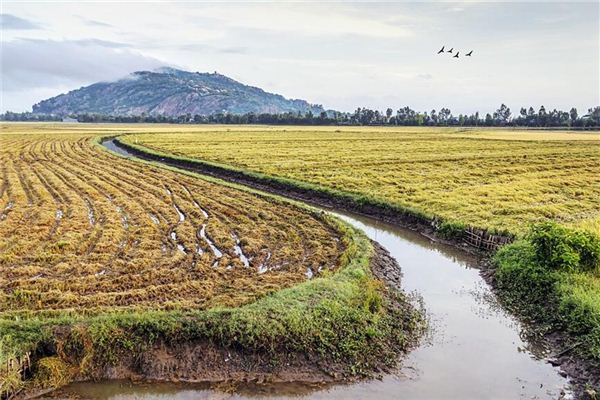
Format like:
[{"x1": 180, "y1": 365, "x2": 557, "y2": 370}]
[{"x1": 1, "y1": 1, "x2": 598, "y2": 114}]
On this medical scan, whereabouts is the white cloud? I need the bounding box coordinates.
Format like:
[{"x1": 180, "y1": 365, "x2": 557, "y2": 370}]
[
  {"x1": 1, "y1": 38, "x2": 167, "y2": 92},
  {"x1": 0, "y1": 14, "x2": 40, "y2": 30}
]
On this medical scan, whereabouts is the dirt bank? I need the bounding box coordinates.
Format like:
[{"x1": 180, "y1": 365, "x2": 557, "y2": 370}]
[{"x1": 81, "y1": 244, "x2": 415, "y2": 384}]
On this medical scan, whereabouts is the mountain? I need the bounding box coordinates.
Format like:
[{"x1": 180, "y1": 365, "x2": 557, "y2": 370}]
[{"x1": 32, "y1": 67, "x2": 324, "y2": 116}]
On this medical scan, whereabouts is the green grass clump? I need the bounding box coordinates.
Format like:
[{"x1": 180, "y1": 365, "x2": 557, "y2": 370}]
[
  {"x1": 494, "y1": 224, "x2": 600, "y2": 363},
  {"x1": 436, "y1": 220, "x2": 467, "y2": 240},
  {"x1": 529, "y1": 222, "x2": 600, "y2": 272}
]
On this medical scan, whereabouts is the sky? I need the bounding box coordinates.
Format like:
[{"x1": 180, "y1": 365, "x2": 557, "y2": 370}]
[{"x1": 1, "y1": 1, "x2": 598, "y2": 115}]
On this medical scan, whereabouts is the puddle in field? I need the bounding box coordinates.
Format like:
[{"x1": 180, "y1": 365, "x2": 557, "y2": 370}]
[
  {"x1": 199, "y1": 224, "x2": 223, "y2": 258},
  {"x1": 149, "y1": 213, "x2": 160, "y2": 225},
  {"x1": 305, "y1": 267, "x2": 314, "y2": 279},
  {"x1": 174, "y1": 204, "x2": 185, "y2": 222},
  {"x1": 115, "y1": 206, "x2": 128, "y2": 229},
  {"x1": 191, "y1": 198, "x2": 209, "y2": 218},
  {"x1": 170, "y1": 231, "x2": 186, "y2": 253},
  {"x1": 258, "y1": 252, "x2": 271, "y2": 274},
  {"x1": 81, "y1": 138, "x2": 574, "y2": 400},
  {"x1": 0, "y1": 201, "x2": 14, "y2": 220},
  {"x1": 232, "y1": 233, "x2": 250, "y2": 267},
  {"x1": 86, "y1": 199, "x2": 95, "y2": 226}
]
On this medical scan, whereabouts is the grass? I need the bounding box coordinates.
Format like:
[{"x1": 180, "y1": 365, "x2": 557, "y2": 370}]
[
  {"x1": 0, "y1": 123, "x2": 422, "y2": 396},
  {"x1": 494, "y1": 226, "x2": 600, "y2": 364}
]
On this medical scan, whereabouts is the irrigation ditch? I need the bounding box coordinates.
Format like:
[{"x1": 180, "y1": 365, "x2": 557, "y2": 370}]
[{"x1": 53, "y1": 136, "x2": 591, "y2": 399}]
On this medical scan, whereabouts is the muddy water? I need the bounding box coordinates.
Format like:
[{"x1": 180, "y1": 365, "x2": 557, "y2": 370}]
[{"x1": 81, "y1": 140, "x2": 572, "y2": 400}]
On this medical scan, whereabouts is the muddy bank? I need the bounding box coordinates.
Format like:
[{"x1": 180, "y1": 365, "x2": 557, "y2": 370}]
[
  {"x1": 82, "y1": 243, "x2": 415, "y2": 384},
  {"x1": 22, "y1": 244, "x2": 418, "y2": 400}
]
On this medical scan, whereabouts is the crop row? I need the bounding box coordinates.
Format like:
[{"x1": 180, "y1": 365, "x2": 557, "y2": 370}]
[{"x1": 0, "y1": 128, "x2": 342, "y2": 314}]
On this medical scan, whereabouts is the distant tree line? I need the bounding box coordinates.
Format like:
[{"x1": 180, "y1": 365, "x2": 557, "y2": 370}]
[
  {"x1": 1, "y1": 112, "x2": 63, "y2": 122},
  {"x1": 2, "y1": 105, "x2": 599, "y2": 128}
]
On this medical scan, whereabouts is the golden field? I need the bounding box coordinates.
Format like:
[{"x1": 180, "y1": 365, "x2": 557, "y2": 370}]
[
  {"x1": 0, "y1": 124, "x2": 343, "y2": 315},
  {"x1": 121, "y1": 125, "x2": 600, "y2": 235}
]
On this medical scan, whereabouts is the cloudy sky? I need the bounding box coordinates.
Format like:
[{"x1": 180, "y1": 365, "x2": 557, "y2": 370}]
[{"x1": 1, "y1": 1, "x2": 598, "y2": 114}]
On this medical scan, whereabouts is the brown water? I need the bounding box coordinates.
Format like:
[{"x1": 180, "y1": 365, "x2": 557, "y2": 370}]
[{"x1": 70, "y1": 140, "x2": 573, "y2": 400}]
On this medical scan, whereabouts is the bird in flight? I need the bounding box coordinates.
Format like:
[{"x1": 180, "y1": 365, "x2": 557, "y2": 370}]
[
  {"x1": 453, "y1": 52, "x2": 460, "y2": 58},
  {"x1": 437, "y1": 46, "x2": 445, "y2": 54},
  {"x1": 466, "y1": 50, "x2": 473, "y2": 56},
  {"x1": 447, "y1": 47, "x2": 454, "y2": 53}
]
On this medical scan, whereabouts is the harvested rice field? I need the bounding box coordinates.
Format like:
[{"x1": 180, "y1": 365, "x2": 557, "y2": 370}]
[
  {"x1": 0, "y1": 125, "x2": 342, "y2": 314},
  {"x1": 121, "y1": 126, "x2": 600, "y2": 235}
]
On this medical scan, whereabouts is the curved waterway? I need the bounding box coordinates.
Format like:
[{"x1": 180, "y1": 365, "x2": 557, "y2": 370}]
[{"x1": 70, "y1": 139, "x2": 572, "y2": 400}]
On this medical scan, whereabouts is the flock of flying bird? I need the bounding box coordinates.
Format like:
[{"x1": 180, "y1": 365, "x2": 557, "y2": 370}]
[{"x1": 438, "y1": 46, "x2": 473, "y2": 58}]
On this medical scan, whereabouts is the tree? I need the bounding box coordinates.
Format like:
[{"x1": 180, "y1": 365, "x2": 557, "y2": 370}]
[
  {"x1": 586, "y1": 106, "x2": 600, "y2": 126},
  {"x1": 385, "y1": 108, "x2": 393, "y2": 122},
  {"x1": 439, "y1": 108, "x2": 452, "y2": 125},
  {"x1": 484, "y1": 113, "x2": 493, "y2": 126},
  {"x1": 4, "y1": 103, "x2": 594, "y2": 127},
  {"x1": 493, "y1": 104, "x2": 511, "y2": 125},
  {"x1": 538, "y1": 106, "x2": 548, "y2": 126},
  {"x1": 430, "y1": 109, "x2": 438, "y2": 125},
  {"x1": 569, "y1": 108, "x2": 578, "y2": 127},
  {"x1": 520, "y1": 107, "x2": 527, "y2": 117}
]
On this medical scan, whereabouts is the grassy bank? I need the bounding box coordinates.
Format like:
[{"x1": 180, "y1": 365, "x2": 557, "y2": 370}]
[{"x1": 494, "y1": 223, "x2": 600, "y2": 368}]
